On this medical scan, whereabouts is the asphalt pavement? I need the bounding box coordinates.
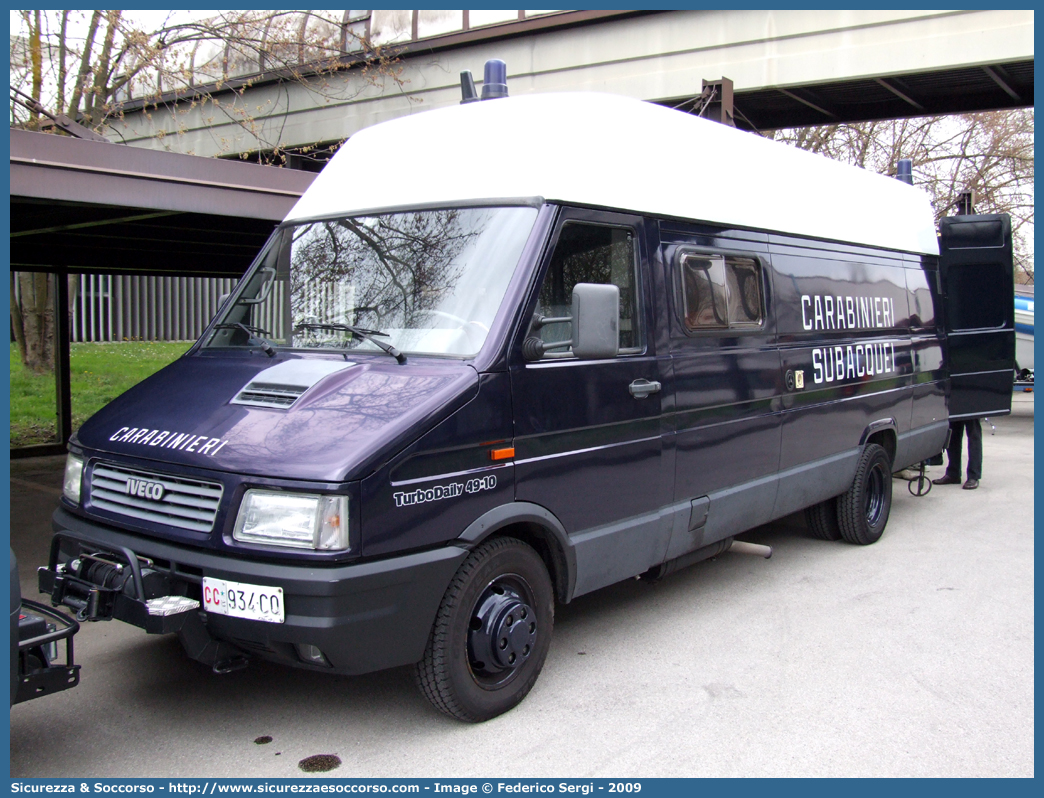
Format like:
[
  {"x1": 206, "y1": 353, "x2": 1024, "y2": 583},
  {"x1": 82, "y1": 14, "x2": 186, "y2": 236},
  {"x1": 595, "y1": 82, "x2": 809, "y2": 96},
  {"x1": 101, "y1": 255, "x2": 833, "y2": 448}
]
[{"x1": 9, "y1": 393, "x2": 1034, "y2": 777}]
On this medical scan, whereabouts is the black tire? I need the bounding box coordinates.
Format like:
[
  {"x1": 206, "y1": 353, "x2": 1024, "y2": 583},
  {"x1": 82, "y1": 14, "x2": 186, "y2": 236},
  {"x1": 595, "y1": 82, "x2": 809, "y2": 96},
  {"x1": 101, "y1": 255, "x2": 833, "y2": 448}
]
[
  {"x1": 804, "y1": 499, "x2": 842, "y2": 541},
  {"x1": 415, "y1": 537, "x2": 554, "y2": 722},
  {"x1": 837, "y1": 443, "x2": 892, "y2": 545}
]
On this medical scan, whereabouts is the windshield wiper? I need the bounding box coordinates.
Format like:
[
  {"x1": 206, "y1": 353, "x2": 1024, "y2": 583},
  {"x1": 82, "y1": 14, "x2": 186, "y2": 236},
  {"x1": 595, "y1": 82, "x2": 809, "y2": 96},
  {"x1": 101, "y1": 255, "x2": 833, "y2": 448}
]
[
  {"x1": 214, "y1": 323, "x2": 277, "y2": 357},
  {"x1": 294, "y1": 322, "x2": 407, "y2": 365}
]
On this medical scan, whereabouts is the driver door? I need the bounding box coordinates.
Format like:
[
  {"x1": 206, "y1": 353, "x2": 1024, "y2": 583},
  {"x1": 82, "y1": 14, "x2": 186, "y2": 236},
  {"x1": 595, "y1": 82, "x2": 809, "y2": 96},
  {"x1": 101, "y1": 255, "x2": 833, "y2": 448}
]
[{"x1": 509, "y1": 208, "x2": 671, "y2": 597}]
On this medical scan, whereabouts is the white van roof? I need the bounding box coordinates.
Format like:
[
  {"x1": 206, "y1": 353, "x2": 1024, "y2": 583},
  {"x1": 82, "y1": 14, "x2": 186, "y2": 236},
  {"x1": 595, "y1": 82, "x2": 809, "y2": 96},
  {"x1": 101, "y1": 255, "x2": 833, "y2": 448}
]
[{"x1": 286, "y1": 92, "x2": 940, "y2": 256}]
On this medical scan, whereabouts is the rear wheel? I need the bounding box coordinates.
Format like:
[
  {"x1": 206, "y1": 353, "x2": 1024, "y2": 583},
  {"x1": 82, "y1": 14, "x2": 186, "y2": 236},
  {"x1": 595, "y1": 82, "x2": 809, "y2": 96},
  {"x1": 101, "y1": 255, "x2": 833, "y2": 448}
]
[
  {"x1": 415, "y1": 537, "x2": 554, "y2": 722},
  {"x1": 837, "y1": 443, "x2": 892, "y2": 545},
  {"x1": 805, "y1": 499, "x2": 842, "y2": 541}
]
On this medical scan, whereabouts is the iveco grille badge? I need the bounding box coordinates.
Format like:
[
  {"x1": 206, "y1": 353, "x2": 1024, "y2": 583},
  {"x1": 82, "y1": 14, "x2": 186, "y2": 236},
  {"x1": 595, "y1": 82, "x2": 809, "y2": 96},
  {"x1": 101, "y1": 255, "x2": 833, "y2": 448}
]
[{"x1": 125, "y1": 478, "x2": 165, "y2": 502}]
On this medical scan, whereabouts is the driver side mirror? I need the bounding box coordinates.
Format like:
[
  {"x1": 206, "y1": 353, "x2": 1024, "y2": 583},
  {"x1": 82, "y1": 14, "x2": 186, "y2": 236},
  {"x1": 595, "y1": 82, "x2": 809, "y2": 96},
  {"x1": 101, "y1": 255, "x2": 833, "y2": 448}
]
[
  {"x1": 523, "y1": 282, "x2": 619, "y2": 361},
  {"x1": 570, "y1": 283, "x2": 619, "y2": 359}
]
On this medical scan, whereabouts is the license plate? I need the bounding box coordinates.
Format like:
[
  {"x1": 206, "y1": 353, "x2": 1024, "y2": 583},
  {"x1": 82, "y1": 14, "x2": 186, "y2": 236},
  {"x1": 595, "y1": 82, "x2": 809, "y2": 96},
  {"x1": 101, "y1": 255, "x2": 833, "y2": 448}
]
[{"x1": 202, "y1": 577, "x2": 284, "y2": 624}]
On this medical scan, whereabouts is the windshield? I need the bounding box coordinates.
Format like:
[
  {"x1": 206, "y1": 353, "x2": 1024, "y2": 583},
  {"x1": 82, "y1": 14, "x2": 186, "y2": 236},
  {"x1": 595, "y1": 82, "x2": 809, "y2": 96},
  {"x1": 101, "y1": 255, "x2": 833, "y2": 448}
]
[{"x1": 204, "y1": 206, "x2": 538, "y2": 358}]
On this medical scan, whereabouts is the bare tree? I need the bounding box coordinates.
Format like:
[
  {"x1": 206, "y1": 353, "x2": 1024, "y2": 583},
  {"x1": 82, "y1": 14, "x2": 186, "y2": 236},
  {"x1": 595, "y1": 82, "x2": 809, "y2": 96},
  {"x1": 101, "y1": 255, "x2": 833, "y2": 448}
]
[
  {"x1": 10, "y1": 273, "x2": 54, "y2": 374},
  {"x1": 10, "y1": 10, "x2": 406, "y2": 161},
  {"x1": 769, "y1": 110, "x2": 1034, "y2": 283}
]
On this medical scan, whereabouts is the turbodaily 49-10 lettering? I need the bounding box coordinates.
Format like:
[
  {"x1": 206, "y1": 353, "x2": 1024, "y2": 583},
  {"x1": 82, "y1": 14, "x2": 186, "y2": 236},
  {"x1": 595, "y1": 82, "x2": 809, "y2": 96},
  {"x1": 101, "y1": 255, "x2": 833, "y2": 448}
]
[{"x1": 393, "y1": 475, "x2": 497, "y2": 508}]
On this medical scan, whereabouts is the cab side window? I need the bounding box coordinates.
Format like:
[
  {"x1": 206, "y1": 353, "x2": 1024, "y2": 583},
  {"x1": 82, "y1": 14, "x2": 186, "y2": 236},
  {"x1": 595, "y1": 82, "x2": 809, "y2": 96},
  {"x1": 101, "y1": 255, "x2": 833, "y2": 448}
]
[
  {"x1": 679, "y1": 252, "x2": 763, "y2": 332},
  {"x1": 529, "y1": 223, "x2": 640, "y2": 356}
]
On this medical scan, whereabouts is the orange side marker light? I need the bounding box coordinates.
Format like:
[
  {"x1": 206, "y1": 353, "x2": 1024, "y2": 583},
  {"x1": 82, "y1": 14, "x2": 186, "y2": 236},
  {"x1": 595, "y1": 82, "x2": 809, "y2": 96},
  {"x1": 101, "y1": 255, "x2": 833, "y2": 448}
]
[{"x1": 490, "y1": 447, "x2": 515, "y2": 461}]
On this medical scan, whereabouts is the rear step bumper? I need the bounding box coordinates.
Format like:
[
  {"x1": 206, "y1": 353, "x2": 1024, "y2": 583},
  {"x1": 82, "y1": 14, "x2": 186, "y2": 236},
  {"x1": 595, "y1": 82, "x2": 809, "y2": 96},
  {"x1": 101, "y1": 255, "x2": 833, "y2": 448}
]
[{"x1": 14, "y1": 598, "x2": 80, "y2": 704}]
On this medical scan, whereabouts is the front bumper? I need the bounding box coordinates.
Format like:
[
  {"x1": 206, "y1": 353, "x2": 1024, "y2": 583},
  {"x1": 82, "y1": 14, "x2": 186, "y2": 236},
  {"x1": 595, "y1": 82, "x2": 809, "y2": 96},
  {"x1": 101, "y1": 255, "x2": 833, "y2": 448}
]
[{"x1": 47, "y1": 507, "x2": 467, "y2": 675}]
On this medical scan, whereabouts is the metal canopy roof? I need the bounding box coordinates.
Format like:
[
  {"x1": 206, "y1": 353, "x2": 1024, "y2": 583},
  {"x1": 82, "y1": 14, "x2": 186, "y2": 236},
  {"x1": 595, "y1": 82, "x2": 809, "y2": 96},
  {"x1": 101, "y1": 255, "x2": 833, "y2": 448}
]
[
  {"x1": 10, "y1": 129, "x2": 315, "y2": 277},
  {"x1": 9, "y1": 130, "x2": 317, "y2": 457},
  {"x1": 712, "y1": 60, "x2": 1034, "y2": 132}
]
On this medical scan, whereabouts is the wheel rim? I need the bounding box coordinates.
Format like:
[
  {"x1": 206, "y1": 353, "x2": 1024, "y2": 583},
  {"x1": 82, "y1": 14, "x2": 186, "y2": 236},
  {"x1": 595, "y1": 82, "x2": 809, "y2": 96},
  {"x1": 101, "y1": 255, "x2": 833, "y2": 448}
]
[
  {"x1": 467, "y1": 574, "x2": 538, "y2": 690},
  {"x1": 864, "y1": 462, "x2": 887, "y2": 527}
]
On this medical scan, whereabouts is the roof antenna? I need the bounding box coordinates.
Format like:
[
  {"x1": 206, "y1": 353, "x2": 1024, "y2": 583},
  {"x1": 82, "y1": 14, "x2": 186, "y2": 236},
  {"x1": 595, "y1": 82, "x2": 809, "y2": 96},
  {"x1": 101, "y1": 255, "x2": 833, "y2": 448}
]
[
  {"x1": 459, "y1": 70, "x2": 479, "y2": 104},
  {"x1": 896, "y1": 159, "x2": 913, "y2": 186},
  {"x1": 480, "y1": 59, "x2": 509, "y2": 100}
]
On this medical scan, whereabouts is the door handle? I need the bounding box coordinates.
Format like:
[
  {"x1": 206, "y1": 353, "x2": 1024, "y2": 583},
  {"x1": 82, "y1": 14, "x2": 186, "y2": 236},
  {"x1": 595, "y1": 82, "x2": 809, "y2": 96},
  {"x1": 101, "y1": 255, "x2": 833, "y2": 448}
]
[{"x1": 629, "y1": 378, "x2": 661, "y2": 399}]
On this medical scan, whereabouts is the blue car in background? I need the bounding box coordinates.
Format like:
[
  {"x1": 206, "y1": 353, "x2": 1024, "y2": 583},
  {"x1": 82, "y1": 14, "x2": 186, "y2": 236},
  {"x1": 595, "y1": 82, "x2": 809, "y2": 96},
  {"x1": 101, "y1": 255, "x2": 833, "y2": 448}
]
[{"x1": 1014, "y1": 285, "x2": 1033, "y2": 382}]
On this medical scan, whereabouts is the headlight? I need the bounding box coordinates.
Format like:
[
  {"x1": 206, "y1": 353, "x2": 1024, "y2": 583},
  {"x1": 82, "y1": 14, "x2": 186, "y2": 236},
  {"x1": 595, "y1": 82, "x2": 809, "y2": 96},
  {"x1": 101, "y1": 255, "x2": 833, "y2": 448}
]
[
  {"x1": 233, "y1": 490, "x2": 349, "y2": 551},
  {"x1": 63, "y1": 454, "x2": 84, "y2": 503}
]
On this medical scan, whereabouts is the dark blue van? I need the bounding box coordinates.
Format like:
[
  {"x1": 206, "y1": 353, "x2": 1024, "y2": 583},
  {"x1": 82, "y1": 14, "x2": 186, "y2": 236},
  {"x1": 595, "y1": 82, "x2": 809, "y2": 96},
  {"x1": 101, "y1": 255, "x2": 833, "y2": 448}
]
[{"x1": 40, "y1": 93, "x2": 1015, "y2": 721}]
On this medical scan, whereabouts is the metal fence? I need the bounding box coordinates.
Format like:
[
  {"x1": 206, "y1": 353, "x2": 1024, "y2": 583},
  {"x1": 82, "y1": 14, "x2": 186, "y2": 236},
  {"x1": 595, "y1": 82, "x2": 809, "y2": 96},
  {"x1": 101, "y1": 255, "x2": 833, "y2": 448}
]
[
  {"x1": 68, "y1": 274, "x2": 240, "y2": 343},
  {"x1": 11, "y1": 273, "x2": 297, "y2": 344}
]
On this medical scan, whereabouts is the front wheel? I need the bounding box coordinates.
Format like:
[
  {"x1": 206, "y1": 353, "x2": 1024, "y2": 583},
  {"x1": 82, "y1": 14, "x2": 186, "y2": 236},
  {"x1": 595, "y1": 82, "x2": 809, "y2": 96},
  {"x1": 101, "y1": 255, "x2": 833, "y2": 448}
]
[
  {"x1": 837, "y1": 443, "x2": 892, "y2": 545},
  {"x1": 415, "y1": 537, "x2": 554, "y2": 722}
]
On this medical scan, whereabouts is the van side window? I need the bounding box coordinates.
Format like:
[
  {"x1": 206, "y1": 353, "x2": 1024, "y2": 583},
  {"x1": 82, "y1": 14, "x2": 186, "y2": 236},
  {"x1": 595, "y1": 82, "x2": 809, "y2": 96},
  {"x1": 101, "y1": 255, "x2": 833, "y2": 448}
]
[
  {"x1": 725, "y1": 257, "x2": 763, "y2": 327},
  {"x1": 681, "y1": 254, "x2": 727, "y2": 328},
  {"x1": 680, "y1": 252, "x2": 763, "y2": 331},
  {"x1": 530, "y1": 223, "x2": 640, "y2": 356}
]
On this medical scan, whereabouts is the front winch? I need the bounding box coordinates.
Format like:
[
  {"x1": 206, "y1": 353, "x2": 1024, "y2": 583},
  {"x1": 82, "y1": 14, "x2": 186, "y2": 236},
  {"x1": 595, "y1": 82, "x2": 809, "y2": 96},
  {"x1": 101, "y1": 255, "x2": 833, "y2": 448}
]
[
  {"x1": 38, "y1": 531, "x2": 247, "y2": 673},
  {"x1": 38, "y1": 533, "x2": 199, "y2": 633},
  {"x1": 61, "y1": 551, "x2": 174, "y2": 616}
]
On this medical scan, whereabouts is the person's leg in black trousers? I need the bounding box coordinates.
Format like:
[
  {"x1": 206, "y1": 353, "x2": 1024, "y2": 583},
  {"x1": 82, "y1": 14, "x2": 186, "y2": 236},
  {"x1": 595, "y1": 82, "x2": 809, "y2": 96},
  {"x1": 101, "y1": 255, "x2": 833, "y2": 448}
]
[
  {"x1": 934, "y1": 420, "x2": 966, "y2": 486},
  {"x1": 963, "y1": 419, "x2": 982, "y2": 487}
]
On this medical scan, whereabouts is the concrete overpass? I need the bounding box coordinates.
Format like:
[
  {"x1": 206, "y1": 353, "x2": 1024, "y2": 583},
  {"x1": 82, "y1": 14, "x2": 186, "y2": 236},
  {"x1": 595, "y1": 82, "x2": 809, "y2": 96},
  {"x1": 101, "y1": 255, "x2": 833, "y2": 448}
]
[{"x1": 107, "y1": 9, "x2": 1034, "y2": 162}]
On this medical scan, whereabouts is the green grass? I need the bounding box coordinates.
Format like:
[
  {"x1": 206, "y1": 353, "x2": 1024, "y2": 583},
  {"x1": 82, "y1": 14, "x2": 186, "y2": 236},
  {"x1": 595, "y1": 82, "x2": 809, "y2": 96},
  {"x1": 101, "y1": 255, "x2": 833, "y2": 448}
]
[{"x1": 10, "y1": 341, "x2": 191, "y2": 448}]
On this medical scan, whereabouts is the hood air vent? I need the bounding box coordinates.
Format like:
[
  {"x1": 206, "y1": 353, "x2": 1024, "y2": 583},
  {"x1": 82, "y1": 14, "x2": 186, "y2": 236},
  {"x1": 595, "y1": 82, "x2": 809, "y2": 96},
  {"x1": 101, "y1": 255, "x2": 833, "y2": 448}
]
[
  {"x1": 234, "y1": 382, "x2": 308, "y2": 408},
  {"x1": 231, "y1": 359, "x2": 355, "y2": 410}
]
